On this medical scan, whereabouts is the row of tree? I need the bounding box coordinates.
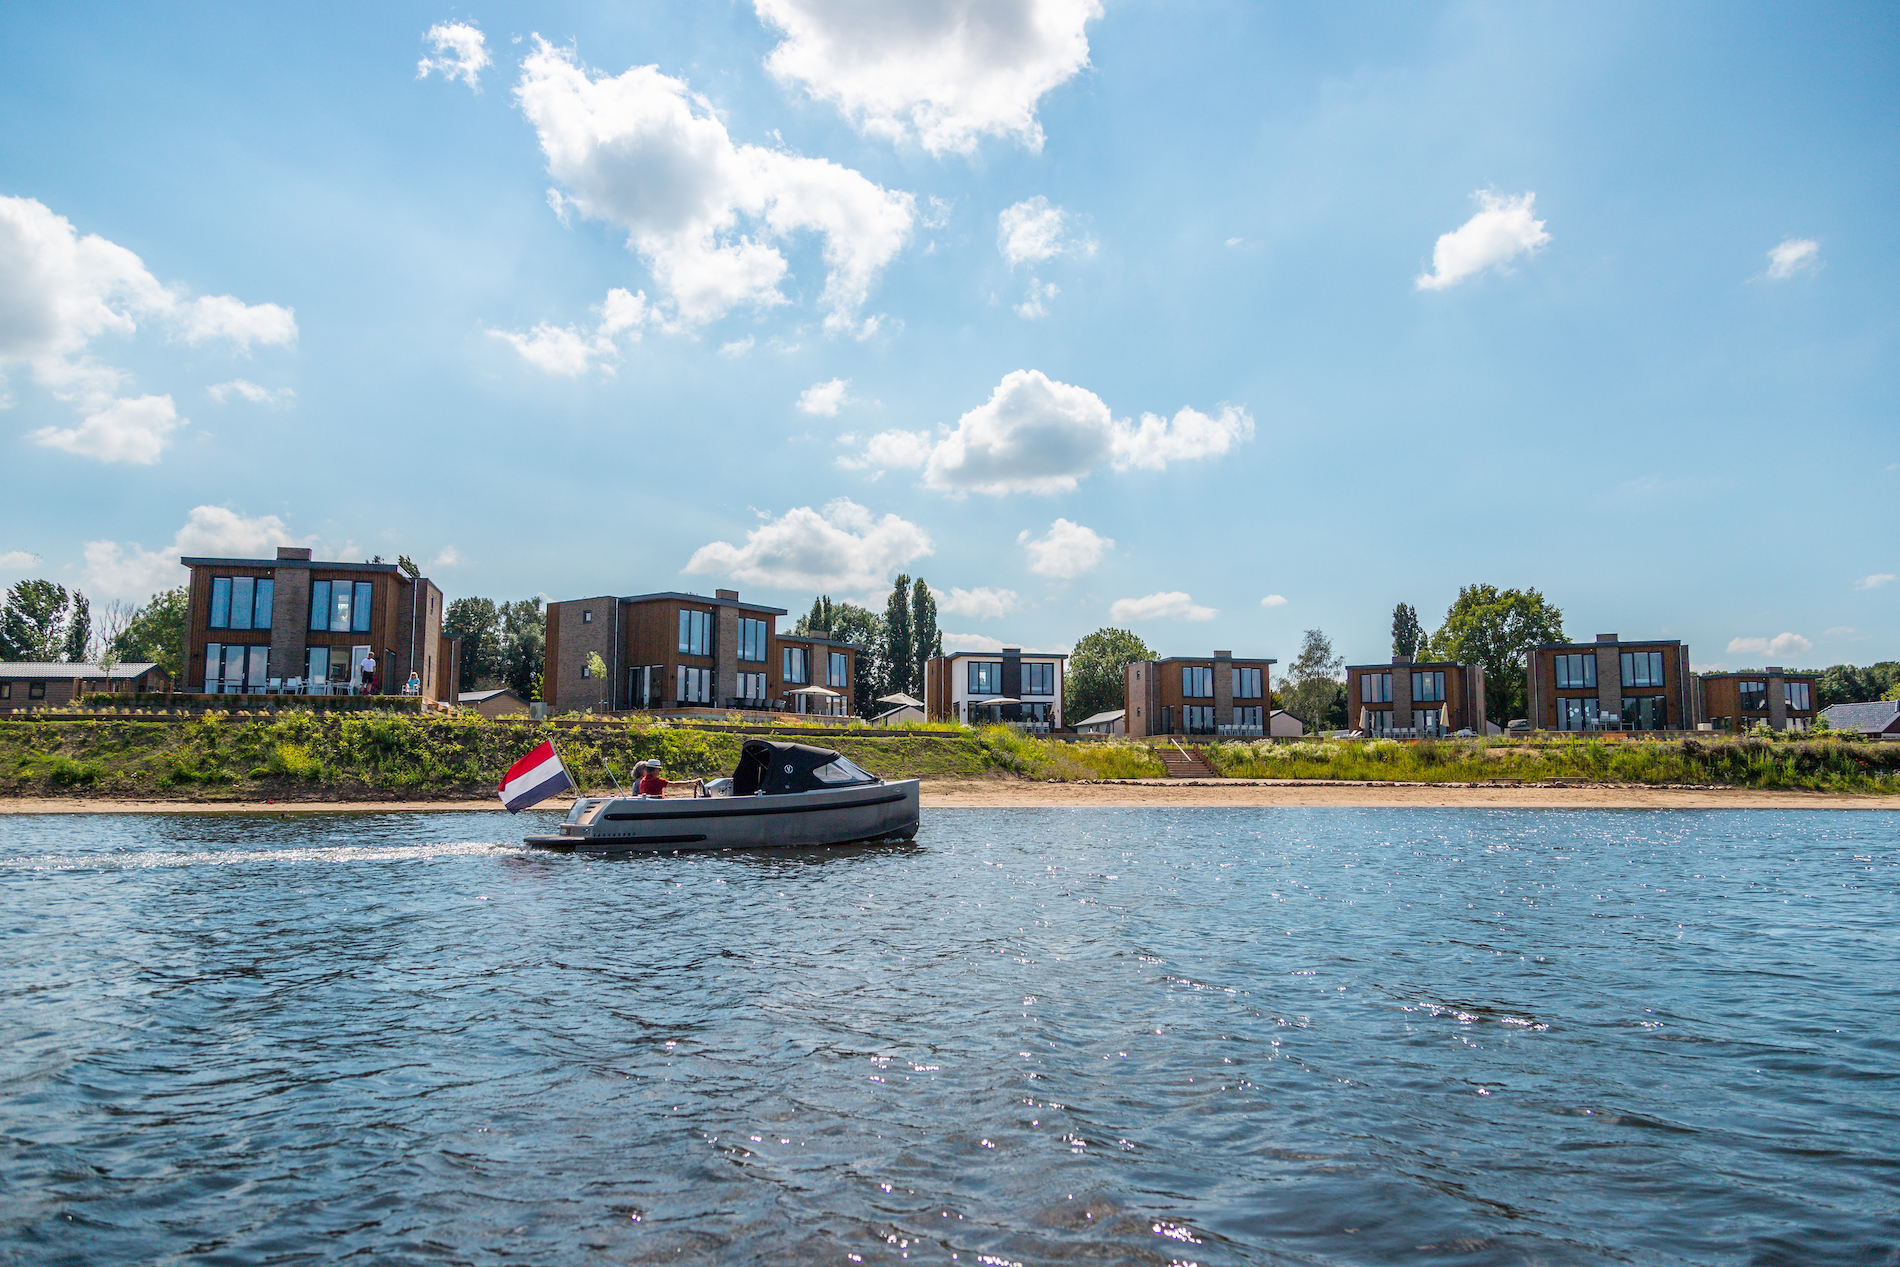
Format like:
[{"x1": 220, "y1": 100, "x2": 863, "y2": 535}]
[
  {"x1": 1, "y1": 580, "x2": 189, "y2": 679},
  {"x1": 442, "y1": 597, "x2": 547, "y2": 698},
  {"x1": 793, "y1": 575, "x2": 943, "y2": 716}
]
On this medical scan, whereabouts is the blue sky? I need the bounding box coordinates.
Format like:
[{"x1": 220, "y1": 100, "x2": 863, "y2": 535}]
[{"x1": 1, "y1": 1, "x2": 1894, "y2": 669}]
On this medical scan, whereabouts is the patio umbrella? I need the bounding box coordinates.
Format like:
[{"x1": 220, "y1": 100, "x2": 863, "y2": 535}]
[
  {"x1": 877, "y1": 692, "x2": 923, "y2": 708},
  {"x1": 972, "y1": 697, "x2": 1021, "y2": 707},
  {"x1": 788, "y1": 685, "x2": 842, "y2": 696}
]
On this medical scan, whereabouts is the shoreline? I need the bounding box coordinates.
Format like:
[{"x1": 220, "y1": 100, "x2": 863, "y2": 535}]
[{"x1": 0, "y1": 778, "x2": 1893, "y2": 814}]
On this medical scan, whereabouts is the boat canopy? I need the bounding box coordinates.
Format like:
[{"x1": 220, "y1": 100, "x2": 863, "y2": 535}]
[{"x1": 732, "y1": 739, "x2": 879, "y2": 795}]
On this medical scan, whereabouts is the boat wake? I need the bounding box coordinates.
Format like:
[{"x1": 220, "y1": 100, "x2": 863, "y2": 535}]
[{"x1": 2, "y1": 841, "x2": 522, "y2": 871}]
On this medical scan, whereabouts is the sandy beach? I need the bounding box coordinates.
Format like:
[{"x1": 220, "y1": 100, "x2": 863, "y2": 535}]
[{"x1": 1, "y1": 778, "x2": 1892, "y2": 814}]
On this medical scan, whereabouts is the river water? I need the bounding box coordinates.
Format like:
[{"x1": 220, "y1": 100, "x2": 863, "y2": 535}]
[{"x1": 2, "y1": 807, "x2": 1896, "y2": 1266}]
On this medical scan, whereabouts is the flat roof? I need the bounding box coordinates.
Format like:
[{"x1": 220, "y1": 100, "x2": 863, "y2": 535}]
[
  {"x1": 182, "y1": 556, "x2": 402, "y2": 574},
  {"x1": 1698, "y1": 669, "x2": 1818, "y2": 678},
  {"x1": 1153, "y1": 655, "x2": 1276, "y2": 664},
  {"x1": 1, "y1": 661, "x2": 160, "y2": 679},
  {"x1": 1533, "y1": 639, "x2": 1680, "y2": 649},
  {"x1": 615, "y1": 591, "x2": 788, "y2": 616},
  {"x1": 1346, "y1": 660, "x2": 1468, "y2": 671},
  {"x1": 939, "y1": 649, "x2": 1068, "y2": 659}
]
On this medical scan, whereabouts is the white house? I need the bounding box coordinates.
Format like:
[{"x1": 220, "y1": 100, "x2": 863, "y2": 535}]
[{"x1": 924, "y1": 647, "x2": 1067, "y2": 730}]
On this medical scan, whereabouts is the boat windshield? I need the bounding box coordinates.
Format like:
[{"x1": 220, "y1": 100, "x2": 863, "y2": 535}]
[{"x1": 810, "y1": 756, "x2": 876, "y2": 785}]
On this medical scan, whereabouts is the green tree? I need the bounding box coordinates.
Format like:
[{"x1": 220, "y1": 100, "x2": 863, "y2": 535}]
[
  {"x1": 2, "y1": 580, "x2": 71, "y2": 662},
  {"x1": 62, "y1": 591, "x2": 91, "y2": 662},
  {"x1": 498, "y1": 598, "x2": 545, "y2": 698},
  {"x1": 882, "y1": 574, "x2": 913, "y2": 698},
  {"x1": 1423, "y1": 584, "x2": 1565, "y2": 725},
  {"x1": 795, "y1": 596, "x2": 837, "y2": 636},
  {"x1": 1284, "y1": 628, "x2": 1345, "y2": 731},
  {"x1": 1065, "y1": 627, "x2": 1155, "y2": 724},
  {"x1": 110, "y1": 588, "x2": 189, "y2": 680},
  {"x1": 910, "y1": 577, "x2": 940, "y2": 692},
  {"x1": 1816, "y1": 662, "x2": 1900, "y2": 708},
  {"x1": 1391, "y1": 602, "x2": 1422, "y2": 659},
  {"x1": 443, "y1": 597, "x2": 502, "y2": 690},
  {"x1": 828, "y1": 602, "x2": 886, "y2": 717}
]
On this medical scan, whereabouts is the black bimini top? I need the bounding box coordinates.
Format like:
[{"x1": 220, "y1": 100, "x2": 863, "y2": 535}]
[{"x1": 731, "y1": 739, "x2": 879, "y2": 795}]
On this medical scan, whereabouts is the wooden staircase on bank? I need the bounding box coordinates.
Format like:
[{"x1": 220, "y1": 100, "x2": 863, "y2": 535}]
[{"x1": 1160, "y1": 741, "x2": 1215, "y2": 778}]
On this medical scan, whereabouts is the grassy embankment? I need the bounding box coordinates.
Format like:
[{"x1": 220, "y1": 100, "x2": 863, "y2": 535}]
[{"x1": 1202, "y1": 736, "x2": 1900, "y2": 794}]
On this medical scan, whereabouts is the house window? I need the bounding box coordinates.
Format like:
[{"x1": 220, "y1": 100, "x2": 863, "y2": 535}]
[
  {"x1": 1786, "y1": 682, "x2": 1811, "y2": 711},
  {"x1": 967, "y1": 661, "x2": 1003, "y2": 694},
  {"x1": 739, "y1": 671, "x2": 767, "y2": 703},
  {"x1": 1023, "y1": 662, "x2": 1055, "y2": 696},
  {"x1": 738, "y1": 618, "x2": 767, "y2": 663},
  {"x1": 580, "y1": 660, "x2": 591, "y2": 678},
  {"x1": 1235, "y1": 705, "x2": 1264, "y2": 728},
  {"x1": 582, "y1": 609, "x2": 592, "y2": 623},
  {"x1": 1233, "y1": 666, "x2": 1263, "y2": 699},
  {"x1": 678, "y1": 609, "x2": 711, "y2": 656},
  {"x1": 783, "y1": 646, "x2": 809, "y2": 684},
  {"x1": 208, "y1": 576, "x2": 273, "y2": 630},
  {"x1": 204, "y1": 643, "x2": 268, "y2": 694},
  {"x1": 1620, "y1": 651, "x2": 1665, "y2": 688},
  {"x1": 0, "y1": 682, "x2": 9, "y2": 698},
  {"x1": 1182, "y1": 666, "x2": 1213, "y2": 698},
  {"x1": 828, "y1": 651, "x2": 849, "y2": 688},
  {"x1": 1360, "y1": 673, "x2": 1391, "y2": 703},
  {"x1": 1020, "y1": 702, "x2": 1053, "y2": 723},
  {"x1": 1363, "y1": 708, "x2": 1391, "y2": 733},
  {"x1": 1556, "y1": 697, "x2": 1600, "y2": 730},
  {"x1": 1554, "y1": 653, "x2": 1597, "y2": 689},
  {"x1": 676, "y1": 665, "x2": 713, "y2": 704},
  {"x1": 1183, "y1": 704, "x2": 1217, "y2": 733},
  {"x1": 306, "y1": 646, "x2": 329, "y2": 685},
  {"x1": 1412, "y1": 671, "x2": 1445, "y2": 702},
  {"x1": 309, "y1": 580, "x2": 372, "y2": 633},
  {"x1": 1738, "y1": 680, "x2": 1767, "y2": 712},
  {"x1": 1622, "y1": 696, "x2": 1667, "y2": 730}
]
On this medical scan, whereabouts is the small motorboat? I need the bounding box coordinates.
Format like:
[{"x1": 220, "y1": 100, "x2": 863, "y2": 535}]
[{"x1": 524, "y1": 738, "x2": 920, "y2": 854}]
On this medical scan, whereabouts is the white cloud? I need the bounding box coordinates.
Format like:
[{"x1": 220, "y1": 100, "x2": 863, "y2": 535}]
[
  {"x1": 1018, "y1": 518, "x2": 1111, "y2": 577},
  {"x1": 489, "y1": 287, "x2": 652, "y2": 375},
  {"x1": 683, "y1": 498, "x2": 932, "y2": 591},
  {"x1": 1015, "y1": 277, "x2": 1058, "y2": 319},
  {"x1": 207, "y1": 379, "x2": 293, "y2": 406},
  {"x1": 30, "y1": 394, "x2": 183, "y2": 465},
  {"x1": 1225, "y1": 236, "x2": 1243, "y2": 247},
  {"x1": 83, "y1": 505, "x2": 310, "y2": 600},
  {"x1": 0, "y1": 550, "x2": 42, "y2": 572},
  {"x1": 418, "y1": 21, "x2": 491, "y2": 89},
  {"x1": 933, "y1": 585, "x2": 1019, "y2": 619},
  {"x1": 1260, "y1": 594, "x2": 1287, "y2": 607},
  {"x1": 922, "y1": 195, "x2": 955, "y2": 228},
  {"x1": 941, "y1": 631, "x2": 1006, "y2": 653},
  {"x1": 1110, "y1": 591, "x2": 1217, "y2": 622},
  {"x1": 1853, "y1": 573, "x2": 1892, "y2": 590},
  {"x1": 997, "y1": 196, "x2": 1091, "y2": 266},
  {"x1": 1822, "y1": 626, "x2": 1859, "y2": 638},
  {"x1": 1415, "y1": 191, "x2": 1550, "y2": 291},
  {"x1": 516, "y1": 41, "x2": 914, "y2": 333},
  {"x1": 430, "y1": 546, "x2": 461, "y2": 569},
  {"x1": 917, "y1": 370, "x2": 1254, "y2": 494},
  {"x1": 719, "y1": 336, "x2": 756, "y2": 357},
  {"x1": 797, "y1": 377, "x2": 850, "y2": 416},
  {"x1": 175, "y1": 294, "x2": 298, "y2": 350},
  {"x1": 1726, "y1": 632, "x2": 1813, "y2": 658},
  {"x1": 1764, "y1": 237, "x2": 1819, "y2": 281},
  {"x1": 755, "y1": 0, "x2": 1100, "y2": 156},
  {"x1": 836, "y1": 428, "x2": 934, "y2": 473}
]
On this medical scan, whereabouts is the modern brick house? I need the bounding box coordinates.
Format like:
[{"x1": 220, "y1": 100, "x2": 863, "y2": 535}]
[
  {"x1": 1695, "y1": 669, "x2": 1819, "y2": 732},
  {"x1": 1344, "y1": 656, "x2": 1487, "y2": 735},
  {"x1": 0, "y1": 661, "x2": 167, "y2": 708},
  {"x1": 181, "y1": 547, "x2": 456, "y2": 700},
  {"x1": 1524, "y1": 634, "x2": 1692, "y2": 732},
  {"x1": 543, "y1": 589, "x2": 858, "y2": 716},
  {"x1": 1124, "y1": 651, "x2": 1277, "y2": 737},
  {"x1": 924, "y1": 647, "x2": 1067, "y2": 729}
]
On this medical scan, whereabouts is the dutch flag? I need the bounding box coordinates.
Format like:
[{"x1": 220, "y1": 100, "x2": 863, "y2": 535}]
[{"x1": 498, "y1": 739, "x2": 573, "y2": 813}]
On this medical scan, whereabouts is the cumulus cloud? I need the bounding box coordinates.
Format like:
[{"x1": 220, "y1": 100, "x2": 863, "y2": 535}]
[
  {"x1": 941, "y1": 631, "x2": 1006, "y2": 652},
  {"x1": 997, "y1": 196, "x2": 1091, "y2": 266},
  {"x1": 82, "y1": 505, "x2": 311, "y2": 600},
  {"x1": 1855, "y1": 573, "x2": 1894, "y2": 590},
  {"x1": 1415, "y1": 191, "x2": 1550, "y2": 291},
  {"x1": 1110, "y1": 591, "x2": 1217, "y2": 622},
  {"x1": 683, "y1": 498, "x2": 932, "y2": 591},
  {"x1": 797, "y1": 377, "x2": 851, "y2": 416},
  {"x1": 0, "y1": 195, "x2": 294, "y2": 460},
  {"x1": 1018, "y1": 518, "x2": 1110, "y2": 577},
  {"x1": 1764, "y1": 237, "x2": 1819, "y2": 281},
  {"x1": 30, "y1": 394, "x2": 184, "y2": 465},
  {"x1": 1726, "y1": 632, "x2": 1813, "y2": 658},
  {"x1": 1015, "y1": 277, "x2": 1058, "y2": 319},
  {"x1": 720, "y1": 336, "x2": 756, "y2": 357},
  {"x1": 836, "y1": 427, "x2": 935, "y2": 473},
  {"x1": 515, "y1": 41, "x2": 914, "y2": 334},
  {"x1": 0, "y1": 550, "x2": 43, "y2": 572},
  {"x1": 430, "y1": 546, "x2": 461, "y2": 569},
  {"x1": 1112, "y1": 404, "x2": 1255, "y2": 471},
  {"x1": 489, "y1": 287, "x2": 652, "y2": 375},
  {"x1": 932, "y1": 585, "x2": 1018, "y2": 619},
  {"x1": 418, "y1": 21, "x2": 491, "y2": 89},
  {"x1": 755, "y1": 0, "x2": 1100, "y2": 156},
  {"x1": 207, "y1": 379, "x2": 294, "y2": 406},
  {"x1": 1260, "y1": 594, "x2": 1287, "y2": 607}
]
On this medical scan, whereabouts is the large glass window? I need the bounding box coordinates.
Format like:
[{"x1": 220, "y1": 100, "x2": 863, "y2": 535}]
[
  {"x1": 783, "y1": 646, "x2": 809, "y2": 684},
  {"x1": 306, "y1": 646, "x2": 329, "y2": 687},
  {"x1": 678, "y1": 609, "x2": 712, "y2": 656},
  {"x1": 1023, "y1": 662, "x2": 1055, "y2": 696},
  {"x1": 208, "y1": 576, "x2": 273, "y2": 630},
  {"x1": 967, "y1": 661, "x2": 1003, "y2": 694},
  {"x1": 1361, "y1": 672, "x2": 1392, "y2": 703},
  {"x1": 739, "y1": 671, "x2": 767, "y2": 703},
  {"x1": 738, "y1": 617, "x2": 767, "y2": 663},
  {"x1": 309, "y1": 580, "x2": 371, "y2": 632},
  {"x1": 1363, "y1": 709, "x2": 1391, "y2": 733},
  {"x1": 1183, "y1": 704, "x2": 1217, "y2": 733},
  {"x1": 1738, "y1": 680, "x2": 1767, "y2": 711},
  {"x1": 1412, "y1": 671, "x2": 1445, "y2": 702},
  {"x1": 1786, "y1": 682, "x2": 1811, "y2": 711},
  {"x1": 1235, "y1": 705, "x2": 1264, "y2": 729},
  {"x1": 1622, "y1": 696, "x2": 1667, "y2": 730},
  {"x1": 1233, "y1": 666, "x2": 1263, "y2": 700},
  {"x1": 1182, "y1": 666, "x2": 1214, "y2": 698},
  {"x1": 828, "y1": 651, "x2": 849, "y2": 688},
  {"x1": 309, "y1": 581, "x2": 329, "y2": 631},
  {"x1": 1556, "y1": 697, "x2": 1601, "y2": 730},
  {"x1": 1555, "y1": 653, "x2": 1597, "y2": 689},
  {"x1": 204, "y1": 643, "x2": 268, "y2": 694},
  {"x1": 210, "y1": 577, "x2": 231, "y2": 629},
  {"x1": 676, "y1": 665, "x2": 713, "y2": 704},
  {"x1": 1621, "y1": 650, "x2": 1665, "y2": 688}
]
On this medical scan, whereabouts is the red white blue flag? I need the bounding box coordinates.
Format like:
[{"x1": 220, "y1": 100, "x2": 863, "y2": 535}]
[{"x1": 499, "y1": 739, "x2": 573, "y2": 813}]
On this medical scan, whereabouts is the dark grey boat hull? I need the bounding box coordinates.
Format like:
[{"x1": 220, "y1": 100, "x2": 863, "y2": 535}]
[{"x1": 524, "y1": 779, "x2": 920, "y2": 854}]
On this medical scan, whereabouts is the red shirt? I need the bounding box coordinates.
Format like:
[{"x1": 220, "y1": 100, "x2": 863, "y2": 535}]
[{"x1": 636, "y1": 772, "x2": 668, "y2": 796}]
